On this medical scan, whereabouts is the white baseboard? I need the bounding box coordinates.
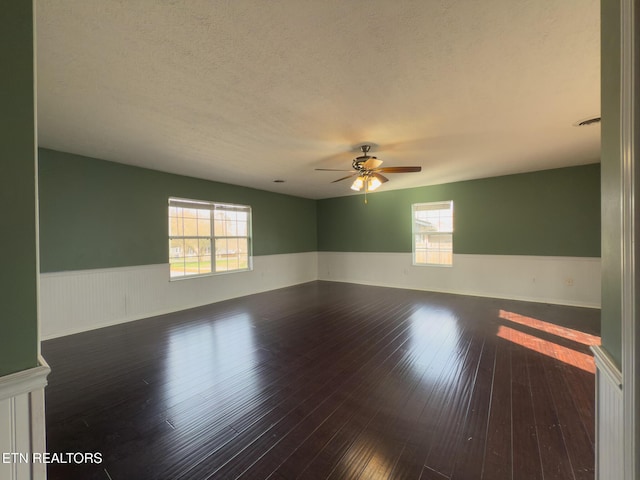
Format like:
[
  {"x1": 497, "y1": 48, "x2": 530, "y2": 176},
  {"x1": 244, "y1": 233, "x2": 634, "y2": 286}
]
[
  {"x1": 40, "y1": 252, "x2": 318, "y2": 339},
  {"x1": 591, "y1": 346, "x2": 623, "y2": 480},
  {"x1": 318, "y1": 252, "x2": 601, "y2": 308},
  {"x1": 0, "y1": 357, "x2": 50, "y2": 480}
]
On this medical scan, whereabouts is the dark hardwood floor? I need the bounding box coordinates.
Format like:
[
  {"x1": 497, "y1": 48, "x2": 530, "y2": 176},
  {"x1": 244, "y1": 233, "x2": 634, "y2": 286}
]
[{"x1": 42, "y1": 281, "x2": 600, "y2": 480}]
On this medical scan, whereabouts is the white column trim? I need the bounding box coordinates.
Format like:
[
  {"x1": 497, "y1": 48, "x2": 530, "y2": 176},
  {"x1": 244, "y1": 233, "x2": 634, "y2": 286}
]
[
  {"x1": 592, "y1": 345, "x2": 623, "y2": 390},
  {"x1": 0, "y1": 357, "x2": 49, "y2": 480},
  {"x1": 0, "y1": 357, "x2": 50, "y2": 403},
  {"x1": 619, "y1": 0, "x2": 638, "y2": 477},
  {"x1": 32, "y1": 0, "x2": 42, "y2": 359},
  {"x1": 592, "y1": 345, "x2": 624, "y2": 480}
]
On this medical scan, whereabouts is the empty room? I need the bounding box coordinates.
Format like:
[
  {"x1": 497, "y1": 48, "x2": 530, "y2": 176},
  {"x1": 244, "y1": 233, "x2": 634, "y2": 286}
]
[{"x1": 2, "y1": 1, "x2": 638, "y2": 480}]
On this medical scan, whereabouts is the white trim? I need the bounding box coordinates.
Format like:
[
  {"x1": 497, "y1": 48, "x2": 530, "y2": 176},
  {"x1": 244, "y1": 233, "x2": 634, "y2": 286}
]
[
  {"x1": 592, "y1": 345, "x2": 623, "y2": 389},
  {"x1": 29, "y1": 388, "x2": 47, "y2": 480},
  {"x1": 620, "y1": 0, "x2": 638, "y2": 477},
  {"x1": 592, "y1": 346, "x2": 624, "y2": 480},
  {"x1": 0, "y1": 357, "x2": 50, "y2": 403}
]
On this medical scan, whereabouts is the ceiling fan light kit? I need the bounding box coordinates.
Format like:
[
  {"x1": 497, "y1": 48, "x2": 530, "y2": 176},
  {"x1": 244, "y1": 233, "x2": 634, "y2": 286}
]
[{"x1": 316, "y1": 145, "x2": 422, "y2": 203}]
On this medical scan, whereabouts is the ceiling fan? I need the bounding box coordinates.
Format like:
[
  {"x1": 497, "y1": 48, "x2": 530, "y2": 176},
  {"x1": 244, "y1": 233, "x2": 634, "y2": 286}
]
[{"x1": 316, "y1": 145, "x2": 421, "y2": 200}]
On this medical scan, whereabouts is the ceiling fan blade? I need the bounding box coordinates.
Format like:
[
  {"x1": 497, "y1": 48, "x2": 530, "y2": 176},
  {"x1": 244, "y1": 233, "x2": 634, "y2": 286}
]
[
  {"x1": 362, "y1": 158, "x2": 382, "y2": 169},
  {"x1": 315, "y1": 168, "x2": 356, "y2": 172},
  {"x1": 376, "y1": 166, "x2": 422, "y2": 173},
  {"x1": 372, "y1": 173, "x2": 389, "y2": 183},
  {"x1": 331, "y1": 173, "x2": 358, "y2": 183}
]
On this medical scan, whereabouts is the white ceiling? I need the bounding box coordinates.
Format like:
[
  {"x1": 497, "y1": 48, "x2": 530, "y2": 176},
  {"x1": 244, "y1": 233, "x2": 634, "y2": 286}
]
[{"x1": 36, "y1": 0, "x2": 600, "y2": 199}]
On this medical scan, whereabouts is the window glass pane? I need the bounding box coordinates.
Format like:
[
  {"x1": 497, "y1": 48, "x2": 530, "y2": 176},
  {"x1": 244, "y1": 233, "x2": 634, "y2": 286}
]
[
  {"x1": 237, "y1": 221, "x2": 247, "y2": 236},
  {"x1": 227, "y1": 238, "x2": 238, "y2": 254},
  {"x1": 215, "y1": 238, "x2": 228, "y2": 255},
  {"x1": 237, "y1": 238, "x2": 248, "y2": 254},
  {"x1": 428, "y1": 233, "x2": 452, "y2": 249},
  {"x1": 238, "y1": 254, "x2": 249, "y2": 269},
  {"x1": 199, "y1": 255, "x2": 211, "y2": 274},
  {"x1": 184, "y1": 257, "x2": 199, "y2": 275},
  {"x1": 198, "y1": 238, "x2": 211, "y2": 256},
  {"x1": 215, "y1": 238, "x2": 228, "y2": 271},
  {"x1": 170, "y1": 256, "x2": 185, "y2": 277},
  {"x1": 170, "y1": 238, "x2": 182, "y2": 256},
  {"x1": 183, "y1": 208, "x2": 198, "y2": 219},
  {"x1": 227, "y1": 255, "x2": 239, "y2": 270},
  {"x1": 216, "y1": 258, "x2": 228, "y2": 272},
  {"x1": 185, "y1": 239, "x2": 198, "y2": 257},
  {"x1": 225, "y1": 220, "x2": 237, "y2": 236},
  {"x1": 169, "y1": 216, "x2": 183, "y2": 236},
  {"x1": 183, "y1": 218, "x2": 198, "y2": 236},
  {"x1": 214, "y1": 216, "x2": 227, "y2": 236},
  {"x1": 197, "y1": 218, "x2": 210, "y2": 236}
]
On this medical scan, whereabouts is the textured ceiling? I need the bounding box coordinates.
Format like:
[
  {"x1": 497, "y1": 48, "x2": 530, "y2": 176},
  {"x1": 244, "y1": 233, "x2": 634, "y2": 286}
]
[{"x1": 36, "y1": 0, "x2": 600, "y2": 199}]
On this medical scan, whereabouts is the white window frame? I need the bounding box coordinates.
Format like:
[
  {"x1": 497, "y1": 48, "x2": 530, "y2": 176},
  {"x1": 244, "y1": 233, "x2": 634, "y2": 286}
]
[
  {"x1": 412, "y1": 201, "x2": 454, "y2": 267},
  {"x1": 168, "y1": 197, "x2": 253, "y2": 280}
]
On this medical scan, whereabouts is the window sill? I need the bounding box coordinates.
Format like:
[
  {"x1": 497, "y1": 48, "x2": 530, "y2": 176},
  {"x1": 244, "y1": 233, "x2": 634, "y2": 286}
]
[
  {"x1": 411, "y1": 262, "x2": 453, "y2": 268},
  {"x1": 169, "y1": 266, "x2": 253, "y2": 281}
]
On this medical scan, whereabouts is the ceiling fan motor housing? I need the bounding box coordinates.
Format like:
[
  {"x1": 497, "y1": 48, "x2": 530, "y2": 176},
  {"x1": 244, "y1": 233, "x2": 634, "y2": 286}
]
[{"x1": 352, "y1": 155, "x2": 376, "y2": 171}]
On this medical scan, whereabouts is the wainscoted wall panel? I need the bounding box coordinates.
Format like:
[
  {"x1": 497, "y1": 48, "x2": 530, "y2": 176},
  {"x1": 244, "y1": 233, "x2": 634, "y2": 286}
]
[
  {"x1": 40, "y1": 252, "x2": 317, "y2": 339},
  {"x1": 318, "y1": 252, "x2": 601, "y2": 308},
  {"x1": 592, "y1": 346, "x2": 623, "y2": 480},
  {"x1": 0, "y1": 359, "x2": 50, "y2": 480},
  {"x1": 0, "y1": 394, "x2": 31, "y2": 480}
]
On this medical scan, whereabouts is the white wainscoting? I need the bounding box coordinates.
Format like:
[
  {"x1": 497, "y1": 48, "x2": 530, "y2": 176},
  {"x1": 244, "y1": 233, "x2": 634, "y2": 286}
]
[
  {"x1": 318, "y1": 252, "x2": 601, "y2": 308},
  {"x1": 591, "y1": 346, "x2": 623, "y2": 480},
  {"x1": 40, "y1": 252, "x2": 318, "y2": 339},
  {"x1": 0, "y1": 357, "x2": 50, "y2": 480},
  {"x1": 41, "y1": 252, "x2": 600, "y2": 339}
]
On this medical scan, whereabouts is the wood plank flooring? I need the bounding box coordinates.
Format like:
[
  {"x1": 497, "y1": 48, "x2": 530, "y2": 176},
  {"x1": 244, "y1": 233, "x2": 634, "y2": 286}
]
[{"x1": 42, "y1": 281, "x2": 600, "y2": 480}]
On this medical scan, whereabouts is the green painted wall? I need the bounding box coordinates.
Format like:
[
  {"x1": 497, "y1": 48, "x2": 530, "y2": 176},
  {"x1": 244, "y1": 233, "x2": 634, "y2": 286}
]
[
  {"x1": 318, "y1": 164, "x2": 600, "y2": 257},
  {"x1": 0, "y1": 1, "x2": 39, "y2": 376},
  {"x1": 38, "y1": 149, "x2": 317, "y2": 273},
  {"x1": 600, "y1": 0, "x2": 622, "y2": 367}
]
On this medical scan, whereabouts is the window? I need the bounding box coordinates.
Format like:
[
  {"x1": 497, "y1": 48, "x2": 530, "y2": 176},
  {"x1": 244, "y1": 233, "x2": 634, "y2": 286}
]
[
  {"x1": 168, "y1": 197, "x2": 252, "y2": 278},
  {"x1": 412, "y1": 201, "x2": 453, "y2": 266}
]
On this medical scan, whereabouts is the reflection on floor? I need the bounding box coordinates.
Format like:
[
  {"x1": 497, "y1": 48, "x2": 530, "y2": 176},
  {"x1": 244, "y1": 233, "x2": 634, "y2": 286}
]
[{"x1": 43, "y1": 281, "x2": 600, "y2": 480}]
